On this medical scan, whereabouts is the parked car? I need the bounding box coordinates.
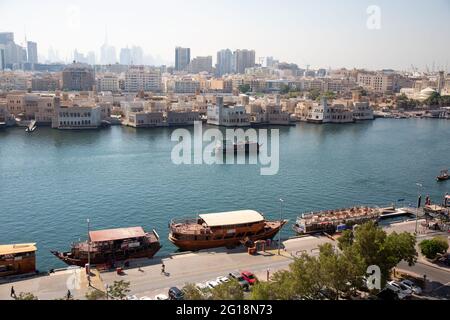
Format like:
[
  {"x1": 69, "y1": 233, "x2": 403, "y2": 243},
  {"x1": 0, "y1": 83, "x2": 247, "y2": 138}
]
[
  {"x1": 168, "y1": 287, "x2": 184, "y2": 300},
  {"x1": 216, "y1": 276, "x2": 230, "y2": 284},
  {"x1": 139, "y1": 296, "x2": 152, "y2": 300},
  {"x1": 206, "y1": 280, "x2": 221, "y2": 289},
  {"x1": 126, "y1": 295, "x2": 139, "y2": 300},
  {"x1": 241, "y1": 271, "x2": 258, "y2": 285},
  {"x1": 229, "y1": 271, "x2": 250, "y2": 290},
  {"x1": 400, "y1": 280, "x2": 422, "y2": 295},
  {"x1": 154, "y1": 294, "x2": 169, "y2": 300},
  {"x1": 386, "y1": 281, "x2": 413, "y2": 299}
]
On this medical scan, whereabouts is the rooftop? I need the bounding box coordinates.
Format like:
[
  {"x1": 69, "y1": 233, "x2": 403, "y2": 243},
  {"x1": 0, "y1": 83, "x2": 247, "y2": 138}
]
[
  {"x1": 199, "y1": 210, "x2": 264, "y2": 227},
  {"x1": 89, "y1": 227, "x2": 146, "y2": 242},
  {"x1": 0, "y1": 243, "x2": 37, "y2": 256}
]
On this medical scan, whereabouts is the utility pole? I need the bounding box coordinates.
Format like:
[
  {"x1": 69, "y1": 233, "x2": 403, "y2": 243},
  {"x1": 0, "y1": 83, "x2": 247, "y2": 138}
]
[
  {"x1": 415, "y1": 183, "x2": 422, "y2": 234},
  {"x1": 278, "y1": 199, "x2": 284, "y2": 255},
  {"x1": 87, "y1": 218, "x2": 91, "y2": 287}
]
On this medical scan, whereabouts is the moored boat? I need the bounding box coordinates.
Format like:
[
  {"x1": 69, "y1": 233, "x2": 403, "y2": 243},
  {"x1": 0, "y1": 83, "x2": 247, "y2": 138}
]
[
  {"x1": 215, "y1": 140, "x2": 261, "y2": 155},
  {"x1": 51, "y1": 226, "x2": 161, "y2": 267},
  {"x1": 0, "y1": 243, "x2": 37, "y2": 277},
  {"x1": 168, "y1": 210, "x2": 287, "y2": 251},
  {"x1": 293, "y1": 206, "x2": 381, "y2": 235},
  {"x1": 437, "y1": 170, "x2": 449, "y2": 182}
]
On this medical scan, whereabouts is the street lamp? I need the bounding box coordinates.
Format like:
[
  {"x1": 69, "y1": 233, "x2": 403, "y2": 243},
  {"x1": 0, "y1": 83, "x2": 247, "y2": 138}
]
[
  {"x1": 278, "y1": 199, "x2": 284, "y2": 255},
  {"x1": 415, "y1": 183, "x2": 422, "y2": 234},
  {"x1": 87, "y1": 218, "x2": 91, "y2": 287}
]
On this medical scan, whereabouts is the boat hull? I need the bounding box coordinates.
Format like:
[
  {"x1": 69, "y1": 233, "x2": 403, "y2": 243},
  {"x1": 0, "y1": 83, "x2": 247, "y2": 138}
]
[
  {"x1": 51, "y1": 244, "x2": 161, "y2": 267},
  {"x1": 169, "y1": 221, "x2": 286, "y2": 251}
]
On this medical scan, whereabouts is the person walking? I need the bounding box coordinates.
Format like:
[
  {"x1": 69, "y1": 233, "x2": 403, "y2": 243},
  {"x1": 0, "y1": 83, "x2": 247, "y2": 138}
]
[
  {"x1": 161, "y1": 263, "x2": 166, "y2": 275},
  {"x1": 10, "y1": 286, "x2": 15, "y2": 298}
]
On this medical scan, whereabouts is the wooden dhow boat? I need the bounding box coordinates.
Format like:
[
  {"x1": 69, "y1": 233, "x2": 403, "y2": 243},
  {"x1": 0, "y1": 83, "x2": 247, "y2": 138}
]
[
  {"x1": 168, "y1": 210, "x2": 287, "y2": 251},
  {"x1": 51, "y1": 226, "x2": 161, "y2": 267},
  {"x1": 293, "y1": 206, "x2": 381, "y2": 235},
  {"x1": 437, "y1": 170, "x2": 449, "y2": 182}
]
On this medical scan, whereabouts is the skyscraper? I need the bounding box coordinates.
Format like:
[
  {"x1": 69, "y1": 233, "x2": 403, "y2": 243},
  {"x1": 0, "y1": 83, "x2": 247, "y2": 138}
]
[
  {"x1": 175, "y1": 47, "x2": 190, "y2": 71},
  {"x1": 216, "y1": 49, "x2": 233, "y2": 76},
  {"x1": 27, "y1": 41, "x2": 38, "y2": 64},
  {"x1": 188, "y1": 56, "x2": 213, "y2": 74},
  {"x1": 233, "y1": 49, "x2": 255, "y2": 74},
  {"x1": 131, "y1": 46, "x2": 144, "y2": 65},
  {"x1": 0, "y1": 44, "x2": 5, "y2": 70},
  {"x1": 120, "y1": 47, "x2": 132, "y2": 65},
  {"x1": 0, "y1": 32, "x2": 14, "y2": 45}
]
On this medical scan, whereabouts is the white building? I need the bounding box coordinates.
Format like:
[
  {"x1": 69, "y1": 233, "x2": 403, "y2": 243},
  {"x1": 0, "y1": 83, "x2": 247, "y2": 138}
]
[
  {"x1": 125, "y1": 66, "x2": 162, "y2": 92},
  {"x1": 52, "y1": 105, "x2": 102, "y2": 129},
  {"x1": 207, "y1": 96, "x2": 250, "y2": 127},
  {"x1": 352, "y1": 102, "x2": 374, "y2": 120},
  {"x1": 97, "y1": 73, "x2": 120, "y2": 92}
]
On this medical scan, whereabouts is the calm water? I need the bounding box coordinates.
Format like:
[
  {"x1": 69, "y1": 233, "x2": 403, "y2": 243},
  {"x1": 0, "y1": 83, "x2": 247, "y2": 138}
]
[{"x1": 1, "y1": 119, "x2": 449, "y2": 270}]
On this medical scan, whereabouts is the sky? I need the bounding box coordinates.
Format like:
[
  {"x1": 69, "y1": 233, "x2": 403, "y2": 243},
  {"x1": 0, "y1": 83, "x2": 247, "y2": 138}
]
[{"x1": 1, "y1": 0, "x2": 449, "y2": 70}]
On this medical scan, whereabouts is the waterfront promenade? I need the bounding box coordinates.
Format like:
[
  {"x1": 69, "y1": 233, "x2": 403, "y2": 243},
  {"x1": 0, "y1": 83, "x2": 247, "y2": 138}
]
[{"x1": 1, "y1": 219, "x2": 448, "y2": 300}]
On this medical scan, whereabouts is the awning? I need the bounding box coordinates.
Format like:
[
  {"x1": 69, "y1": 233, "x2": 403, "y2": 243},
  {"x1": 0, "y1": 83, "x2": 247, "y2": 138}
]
[
  {"x1": 0, "y1": 243, "x2": 37, "y2": 255},
  {"x1": 199, "y1": 210, "x2": 264, "y2": 227},
  {"x1": 89, "y1": 227, "x2": 146, "y2": 242}
]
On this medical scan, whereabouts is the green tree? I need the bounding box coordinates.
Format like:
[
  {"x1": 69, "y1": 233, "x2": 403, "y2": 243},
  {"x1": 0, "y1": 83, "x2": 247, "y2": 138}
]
[
  {"x1": 308, "y1": 89, "x2": 321, "y2": 101},
  {"x1": 182, "y1": 283, "x2": 206, "y2": 300},
  {"x1": 107, "y1": 280, "x2": 130, "y2": 300},
  {"x1": 210, "y1": 279, "x2": 244, "y2": 300},
  {"x1": 238, "y1": 84, "x2": 251, "y2": 94},
  {"x1": 85, "y1": 288, "x2": 107, "y2": 300},
  {"x1": 339, "y1": 222, "x2": 417, "y2": 285},
  {"x1": 14, "y1": 292, "x2": 38, "y2": 300},
  {"x1": 419, "y1": 237, "x2": 449, "y2": 259}
]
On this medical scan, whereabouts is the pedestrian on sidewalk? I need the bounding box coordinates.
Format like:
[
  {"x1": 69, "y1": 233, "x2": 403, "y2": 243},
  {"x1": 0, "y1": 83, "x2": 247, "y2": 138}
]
[
  {"x1": 10, "y1": 286, "x2": 15, "y2": 298},
  {"x1": 161, "y1": 263, "x2": 166, "y2": 275},
  {"x1": 67, "y1": 289, "x2": 72, "y2": 300}
]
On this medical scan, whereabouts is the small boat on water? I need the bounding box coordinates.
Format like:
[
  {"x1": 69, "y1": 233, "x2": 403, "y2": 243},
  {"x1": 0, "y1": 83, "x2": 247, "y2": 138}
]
[
  {"x1": 437, "y1": 170, "x2": 449, "y2": 182},
  {"x1": 51, "y1": 226, "x2": 161, "y2": 267},
  {"x1": 215, "y1": 140, "x2": 261, "y2": 155},
  {"x1": 25, "y1": 120, "x2": 37, "y2": 133},
  {"x1": 169, "y1": 210, "x2": 287, "y2": 251},
  {"x1": 293, "y1": 206, "x2": 381, "y2": 235}
]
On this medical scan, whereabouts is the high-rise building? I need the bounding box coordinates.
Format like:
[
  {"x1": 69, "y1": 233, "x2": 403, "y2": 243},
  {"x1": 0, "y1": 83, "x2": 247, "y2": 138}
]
[
  {"x1": 233, "y1": 49, "x2": 255, "y2": 74},
  {"x1": 0, "y1": 44, "x2": 5, "y2": 70},
  {"x1": 216, "y1": 49, "x2": 233, "y2": 76},
  {"x1": 175, "y1": 47, "x2": 190, "y2": 71},
  {"x1": 131, "y1": 46, "x2": 144, "y2": 65},
  {"x1": 27, "y1": 41, "x2": 38, "y2": 64},
  {"x1": 120, "y1": 47, "x2": 132, "y2": 65},
  {"x1": 62, "y1": 62, "x2": 95, "y2": 91},
  {"x1": 188, "y1": 56, "x2": 213, "y2": 74},
  {"x1": 0, "y1": 32, "x2": 14, "y2": 45},
  {"x1": 437, "y1": 71, "x2": 445, "y2": 94},
  {"x1": 87, "y1": 51, "x2": 96, "y2": 65}
]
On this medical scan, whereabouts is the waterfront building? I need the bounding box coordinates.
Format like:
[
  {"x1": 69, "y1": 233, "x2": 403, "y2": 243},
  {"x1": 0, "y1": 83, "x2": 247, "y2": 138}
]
[
  {"x1": 125, "y1": 111, "x2": 164, "y2": 128},
  {"x1": 0, "y1": 101, "x2": 14, "y2": 126},
  {"x1": 35, "y1": 95, "x2": 56, "y2": 125},
  {"x1": 167, "y1": 110, "x2": 200, "y2": 126},
  {"x1": 124, "y1": 66, "x2": 162, "y2": 92},
  {"x1": 207, "y1": 96, "x2": 250, "y2": 127},
  {"x1": 62, "y1": 62, "x2": 95, "y2": 91},
  {"x1": 188, "y1": 56, "x2": 213, "y2": 74},
  {"x1": 27, "y1": 41, "x2": 38, "y2": 64},
  {"x1": 96, "y1": 73, "x2": 120, "y2": 92},
  {"x1": 352, "y1": 102, "x2": 374, "y2": 120},
  {"x1": 52, "y1": 104, "x2": 102, "y2": 129},
  {"x1": 175, "y1": 47, "x2": 191, "y2": 71}
]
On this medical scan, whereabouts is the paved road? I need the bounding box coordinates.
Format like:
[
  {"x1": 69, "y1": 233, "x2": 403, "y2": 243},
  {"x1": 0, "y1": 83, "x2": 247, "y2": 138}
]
[{"x1": 0, "y1": 219, "x2": 448, "y2": 300}]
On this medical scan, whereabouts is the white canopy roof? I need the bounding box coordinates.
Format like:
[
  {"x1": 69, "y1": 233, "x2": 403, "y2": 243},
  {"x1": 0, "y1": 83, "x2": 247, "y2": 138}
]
[{"x1": 199, "y1": 210, "x2": 264, "y2": 227}]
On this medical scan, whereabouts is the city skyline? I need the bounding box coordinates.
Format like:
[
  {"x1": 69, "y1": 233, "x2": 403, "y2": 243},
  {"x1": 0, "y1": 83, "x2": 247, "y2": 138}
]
[{"x1": 0, "y1": 0, "x2": 449, "y2": 71}]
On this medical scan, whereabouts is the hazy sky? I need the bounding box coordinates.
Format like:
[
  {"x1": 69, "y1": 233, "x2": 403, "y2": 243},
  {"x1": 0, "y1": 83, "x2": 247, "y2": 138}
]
[{"x1": 1, "y1": 0, "x2": 449, "y2": 70}]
